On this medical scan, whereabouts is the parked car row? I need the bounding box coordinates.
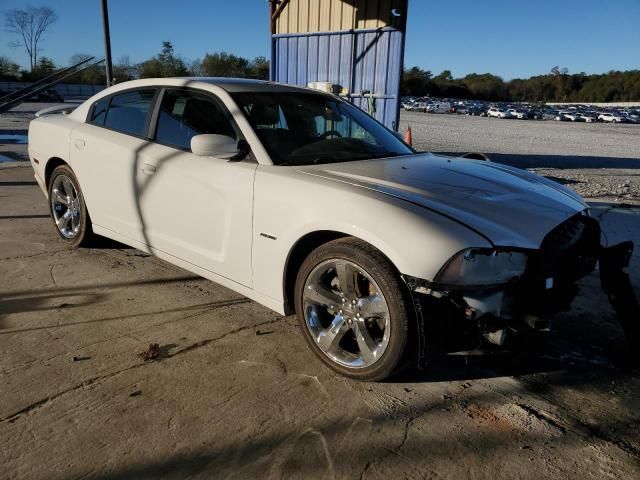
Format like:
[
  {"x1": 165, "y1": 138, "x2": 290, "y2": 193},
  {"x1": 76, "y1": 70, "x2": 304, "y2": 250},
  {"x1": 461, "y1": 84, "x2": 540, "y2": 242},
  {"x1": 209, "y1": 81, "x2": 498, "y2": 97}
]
[
  {"x1": 401, "y1": 97, "x2": 640, "y2": 124},
  {"x1": 403, "y1": 100, "x2": 451, "y2": 114}
]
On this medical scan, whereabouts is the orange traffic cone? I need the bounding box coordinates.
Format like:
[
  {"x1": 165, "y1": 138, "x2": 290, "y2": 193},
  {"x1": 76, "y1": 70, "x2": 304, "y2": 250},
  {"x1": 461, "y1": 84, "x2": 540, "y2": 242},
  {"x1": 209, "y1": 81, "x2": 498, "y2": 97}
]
[{"x1": 404, "y1": 125, "x2": 412, "y2": 146}]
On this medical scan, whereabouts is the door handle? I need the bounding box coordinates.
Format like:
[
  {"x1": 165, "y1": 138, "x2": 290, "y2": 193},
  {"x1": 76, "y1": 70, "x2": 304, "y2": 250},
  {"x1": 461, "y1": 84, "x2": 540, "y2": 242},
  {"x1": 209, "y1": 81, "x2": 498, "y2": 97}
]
[
  {"x1": 74, "y1": 138, "x2": 85, "y2": 150},
  {"x1": 141, "y1": 164, "x2": 156, "y2": 175}
]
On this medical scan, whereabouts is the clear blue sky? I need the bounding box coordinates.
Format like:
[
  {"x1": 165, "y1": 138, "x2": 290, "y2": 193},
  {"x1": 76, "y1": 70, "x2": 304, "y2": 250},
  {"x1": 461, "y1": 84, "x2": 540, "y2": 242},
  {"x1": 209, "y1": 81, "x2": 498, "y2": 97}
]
[{"x1": 1, "y1": 0, "x2": 638, "y2": 79}]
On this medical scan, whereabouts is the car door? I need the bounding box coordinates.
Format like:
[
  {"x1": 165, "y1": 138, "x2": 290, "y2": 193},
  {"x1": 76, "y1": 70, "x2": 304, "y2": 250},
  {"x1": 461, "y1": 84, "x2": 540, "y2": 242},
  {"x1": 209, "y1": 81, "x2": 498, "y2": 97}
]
[
  {"x1": 69, "y1": 88, "x2": 157, "y2": 244},
  {"x1": 135, "y1": 88, "x2": 256, "y2": 287}
]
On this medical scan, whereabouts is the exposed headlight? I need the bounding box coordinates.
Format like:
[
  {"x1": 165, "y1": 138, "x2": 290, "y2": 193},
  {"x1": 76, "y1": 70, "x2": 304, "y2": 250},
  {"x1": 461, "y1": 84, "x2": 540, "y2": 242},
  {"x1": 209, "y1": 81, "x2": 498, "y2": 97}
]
[{"x1": 436, "y1": 248, "x2": 528, "y2": 286}]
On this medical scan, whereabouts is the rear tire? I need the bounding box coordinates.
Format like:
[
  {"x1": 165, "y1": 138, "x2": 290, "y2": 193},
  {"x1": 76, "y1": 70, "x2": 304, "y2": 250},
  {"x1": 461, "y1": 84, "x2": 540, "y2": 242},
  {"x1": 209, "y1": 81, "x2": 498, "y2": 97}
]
[
  {"x1": 294, "y1": 237, "x2": 410, "y2": 381},
  {"x1": 48, "y1": 164, "x2": 95, "y2": 247}
]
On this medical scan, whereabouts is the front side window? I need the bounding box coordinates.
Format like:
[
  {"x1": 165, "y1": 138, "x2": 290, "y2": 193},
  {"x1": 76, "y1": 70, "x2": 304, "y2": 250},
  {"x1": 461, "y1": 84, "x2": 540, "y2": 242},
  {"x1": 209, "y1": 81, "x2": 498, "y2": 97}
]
[
  {"x1": 102, "y1": 89, "x2": 156, "y2": 136},
  {"x1": 232, "y1": 92, "x2": 412, "y2": 166},
  {"x1": 155, "y1": 89, "x2": 237, "y2": 150}
]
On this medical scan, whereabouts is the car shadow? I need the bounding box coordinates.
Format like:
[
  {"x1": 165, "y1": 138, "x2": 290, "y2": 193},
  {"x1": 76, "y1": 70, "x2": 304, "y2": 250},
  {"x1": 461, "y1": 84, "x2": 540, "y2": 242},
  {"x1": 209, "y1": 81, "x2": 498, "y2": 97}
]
[
  {"x1": 0, "y1": 288, "x2": 248, "y2": 334},
  {"x1": 89, "y1": 236, "x2": 136, "y2": 250},
  {"x1": 0, "y1": 214, "x2": 49, "y2": 219},
  {"x1": 391, "y1": 344, "x2": 636, "y2": 385},
  {"x1": 388, "y1": 296, "x2": 638, "y2": 385},
  {"x1": 0, "y1": 181, "x2": 38, "y2": 186}
]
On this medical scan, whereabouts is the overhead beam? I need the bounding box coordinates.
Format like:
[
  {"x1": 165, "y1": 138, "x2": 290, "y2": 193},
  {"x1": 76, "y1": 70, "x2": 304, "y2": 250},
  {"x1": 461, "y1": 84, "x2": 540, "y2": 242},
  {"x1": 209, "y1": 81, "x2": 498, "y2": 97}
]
[{"x1": 270, "y1": 0, "x2": 291, "y2": 32}]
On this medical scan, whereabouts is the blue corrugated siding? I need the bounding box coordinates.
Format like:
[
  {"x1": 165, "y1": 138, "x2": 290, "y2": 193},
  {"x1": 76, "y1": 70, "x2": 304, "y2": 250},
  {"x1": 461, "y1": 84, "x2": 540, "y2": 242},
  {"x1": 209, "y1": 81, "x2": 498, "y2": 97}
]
[
  {"x1": 297, "y1": 35, "x2": 308, "y2": 86},
  {"x1": 271, "y1": 28, "x2": 403, "y2": 130}
]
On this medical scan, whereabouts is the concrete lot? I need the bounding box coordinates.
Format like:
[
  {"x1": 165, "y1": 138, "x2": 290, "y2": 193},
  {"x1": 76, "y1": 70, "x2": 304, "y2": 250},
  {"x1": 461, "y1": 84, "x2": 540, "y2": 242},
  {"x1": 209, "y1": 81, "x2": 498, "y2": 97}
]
[{"x1": 1, "y1": 106, "x2": 640, "y2": 479}]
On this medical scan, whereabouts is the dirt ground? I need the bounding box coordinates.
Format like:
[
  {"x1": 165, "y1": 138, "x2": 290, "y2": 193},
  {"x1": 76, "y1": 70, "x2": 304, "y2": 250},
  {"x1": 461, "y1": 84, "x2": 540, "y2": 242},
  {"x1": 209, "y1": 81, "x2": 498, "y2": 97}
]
[{"x1": 1, "y1": 106, "x2": 640, "y2": 479}]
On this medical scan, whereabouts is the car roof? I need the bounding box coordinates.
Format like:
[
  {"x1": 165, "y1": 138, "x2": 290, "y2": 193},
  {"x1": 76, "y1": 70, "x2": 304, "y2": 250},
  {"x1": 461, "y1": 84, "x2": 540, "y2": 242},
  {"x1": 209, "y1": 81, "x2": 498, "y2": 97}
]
[
  {"x1": 189, "y1": 77, "x2": 317, "y2": 93},
  {"x1": 106, "y1": 77, "x2": 316, "y2": 94},
  {"x1": 69, "y1": 77, "x2": 331, "y2": 121}
]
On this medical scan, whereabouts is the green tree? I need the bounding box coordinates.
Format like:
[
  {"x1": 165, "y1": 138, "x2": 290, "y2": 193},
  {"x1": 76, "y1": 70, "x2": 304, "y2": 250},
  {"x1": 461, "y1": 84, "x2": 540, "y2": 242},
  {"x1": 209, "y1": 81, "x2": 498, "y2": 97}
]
[
  {"x1": 432, "y1": 70, "x2": 469, "y2": 98},
  {"x1": 402, "y1": 66, "x2": 639, "y2": 102},
  {"x1": 0, "y1": 55, "x2": 21, "y2": 79},
  {"x1": 30, "y1": 56, "x2": 55, "y2": 79},
  {"x1": 462, "y1": 73, "x2": 506, "y2": 100},
  {"x1": 139, "y1": 41, "x2": 188, "y2": 78},
  {"x1": 401, "y1": 67, "x2": 433, "y2": 96},
  {"x1": 433, "y1": 70, "x2": 453, "y2": 83},
  {"x1": 139, "y1": 58, "x2": 163, "y2": 78},
  {"x1": 249, "y1": 56, "x2": 270, "y2": 79},
  {"x1": 201, "y1": 52, "x2": 250, "y2": 77}
]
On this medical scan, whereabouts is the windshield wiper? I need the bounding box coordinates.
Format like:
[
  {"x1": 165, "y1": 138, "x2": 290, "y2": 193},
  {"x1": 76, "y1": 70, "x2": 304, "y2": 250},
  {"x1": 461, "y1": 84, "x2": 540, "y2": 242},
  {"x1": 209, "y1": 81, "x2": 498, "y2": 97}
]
[
  {"x1": 311, "y1": 155, "x2": 337, "y2": 165},
  {"x1": 282, "y1": 155, "x2": 337, "y2": 166},
  {"x1": 278, "y1": 152, "x2": 407, "y2": 167},
  {"x1": 359, "y1": 152, "x2": 407, "y2": 160}
]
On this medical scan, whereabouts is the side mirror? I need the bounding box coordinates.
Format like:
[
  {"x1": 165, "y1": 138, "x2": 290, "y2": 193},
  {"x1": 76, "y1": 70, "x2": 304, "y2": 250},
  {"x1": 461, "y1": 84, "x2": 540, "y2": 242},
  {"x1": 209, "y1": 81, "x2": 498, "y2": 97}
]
[{"x1": 191, "y1": 134, "x2": 240, "y2": 159}]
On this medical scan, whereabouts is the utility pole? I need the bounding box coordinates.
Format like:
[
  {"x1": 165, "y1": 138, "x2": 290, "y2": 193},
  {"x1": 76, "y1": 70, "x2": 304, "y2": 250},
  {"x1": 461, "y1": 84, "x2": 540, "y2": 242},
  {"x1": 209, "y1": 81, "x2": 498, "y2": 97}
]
[{"x1": 100, "y1": 0, "x2": 113, "y2": 86}]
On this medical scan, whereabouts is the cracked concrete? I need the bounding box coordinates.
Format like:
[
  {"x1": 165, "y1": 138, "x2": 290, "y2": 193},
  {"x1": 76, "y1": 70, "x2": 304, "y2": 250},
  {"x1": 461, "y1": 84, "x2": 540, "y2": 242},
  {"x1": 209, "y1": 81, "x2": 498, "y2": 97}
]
[
  {"x1": 2, "y1": 315, "x2": 282, "y2": 425},
  {"x1": 1, "y1": 150, "x2": 640, "y2": 478}
]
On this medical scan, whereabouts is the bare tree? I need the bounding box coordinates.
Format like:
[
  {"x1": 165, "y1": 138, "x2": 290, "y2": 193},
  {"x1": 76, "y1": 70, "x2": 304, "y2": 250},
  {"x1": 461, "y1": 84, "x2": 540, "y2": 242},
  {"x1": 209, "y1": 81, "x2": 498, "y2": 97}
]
[
  {"x1": 4, "y1": 6, "x2": 57, "y2": 72},
  {"x1": 69, "y1": 53, "x2": 93, "y2": 66}
]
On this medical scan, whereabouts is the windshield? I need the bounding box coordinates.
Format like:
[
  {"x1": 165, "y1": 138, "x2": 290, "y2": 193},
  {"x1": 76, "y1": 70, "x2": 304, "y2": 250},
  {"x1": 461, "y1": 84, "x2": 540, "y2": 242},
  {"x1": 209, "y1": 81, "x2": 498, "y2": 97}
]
[{"x1": 232, "y1": 92, "x2": 413, "y2": 166}]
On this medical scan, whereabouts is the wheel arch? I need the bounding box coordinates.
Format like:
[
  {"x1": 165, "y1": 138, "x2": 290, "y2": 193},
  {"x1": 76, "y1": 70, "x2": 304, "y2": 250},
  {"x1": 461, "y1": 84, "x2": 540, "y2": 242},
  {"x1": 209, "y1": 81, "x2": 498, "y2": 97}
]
[
  {"x1": 44, "y1": 157, "x2": 69, "y2": 188},
  {"x1": 281, "y1": 230, "x2": 402, "y2": 315},
  {"x1": 44, "y1": 158, "x2": 95, "y2": 220}
]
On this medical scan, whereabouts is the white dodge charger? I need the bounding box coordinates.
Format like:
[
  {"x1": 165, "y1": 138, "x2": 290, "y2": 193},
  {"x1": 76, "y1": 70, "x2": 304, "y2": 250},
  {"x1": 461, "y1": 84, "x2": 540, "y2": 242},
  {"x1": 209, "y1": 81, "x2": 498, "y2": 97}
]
[{"x1": 28, "y1": 78, "x2": 602, "y2": 380}]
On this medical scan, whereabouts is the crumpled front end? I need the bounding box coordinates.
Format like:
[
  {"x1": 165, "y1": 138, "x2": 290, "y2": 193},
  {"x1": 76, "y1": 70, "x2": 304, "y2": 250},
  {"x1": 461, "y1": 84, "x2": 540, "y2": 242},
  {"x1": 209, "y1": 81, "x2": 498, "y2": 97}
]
[{"x1": 404, "y1": 212, "x2": 604, "y2": 363}]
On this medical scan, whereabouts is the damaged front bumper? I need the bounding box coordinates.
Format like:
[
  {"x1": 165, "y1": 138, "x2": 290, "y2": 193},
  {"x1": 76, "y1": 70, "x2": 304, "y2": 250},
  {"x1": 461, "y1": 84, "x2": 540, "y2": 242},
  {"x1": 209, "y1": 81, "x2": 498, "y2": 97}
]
[{"x1": 403, "y1": 213, "x2": 638, "y2": 367}]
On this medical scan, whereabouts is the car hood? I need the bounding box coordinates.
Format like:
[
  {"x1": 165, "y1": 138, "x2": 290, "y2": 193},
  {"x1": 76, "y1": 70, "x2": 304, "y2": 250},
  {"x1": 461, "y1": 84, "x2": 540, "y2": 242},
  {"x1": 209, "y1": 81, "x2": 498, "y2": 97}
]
[{"x1": 296, "y1": 153, "x2": 587, "y2": 249}]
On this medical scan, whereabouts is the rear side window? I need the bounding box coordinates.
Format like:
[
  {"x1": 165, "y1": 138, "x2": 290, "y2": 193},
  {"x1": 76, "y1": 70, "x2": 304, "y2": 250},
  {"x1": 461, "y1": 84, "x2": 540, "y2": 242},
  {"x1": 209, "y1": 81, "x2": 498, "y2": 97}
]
[
  {"x1": 155, "y1": 89, "x2": 237, "y2": 150},
  {"x1": 91, "y1": 97, "x2": 110, "y2": 125},
  {"x1": 102, "y1": 89, "x2": 156, "y2": 136}
]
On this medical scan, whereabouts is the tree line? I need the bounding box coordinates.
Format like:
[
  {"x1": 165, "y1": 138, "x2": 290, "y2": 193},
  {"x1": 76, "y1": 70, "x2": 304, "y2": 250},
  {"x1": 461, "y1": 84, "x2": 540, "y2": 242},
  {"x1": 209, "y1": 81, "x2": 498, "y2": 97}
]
[
  {"x1": 401, "y1": 66, "x2": 640, "y2": 103},
  {"x1": 2, "y1": 43, "x2": 638, "y2": 103},
  {"x1": 0, "y1": 41, "x2": 270, "y2": 84},
  {"x1": 2, "y1": 6, "x2": 270, "y2": 85},
  {"x1": 2, "y1": 6, "x2": 638, "y2": 102}
]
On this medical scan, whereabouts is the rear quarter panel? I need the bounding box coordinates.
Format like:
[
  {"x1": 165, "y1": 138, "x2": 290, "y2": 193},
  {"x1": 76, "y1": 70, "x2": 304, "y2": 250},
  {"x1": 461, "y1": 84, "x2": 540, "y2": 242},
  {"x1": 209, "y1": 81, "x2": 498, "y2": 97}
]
[{"x1": 28, "y1": 115, "x2": 80, "y2": 193}]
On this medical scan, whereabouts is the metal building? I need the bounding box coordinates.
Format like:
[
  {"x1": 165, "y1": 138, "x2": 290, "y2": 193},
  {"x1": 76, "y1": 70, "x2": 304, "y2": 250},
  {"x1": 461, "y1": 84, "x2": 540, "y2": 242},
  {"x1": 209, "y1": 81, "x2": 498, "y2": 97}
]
[{"x1": 269, "y1": 0, "x2": 408, "y2": 130}]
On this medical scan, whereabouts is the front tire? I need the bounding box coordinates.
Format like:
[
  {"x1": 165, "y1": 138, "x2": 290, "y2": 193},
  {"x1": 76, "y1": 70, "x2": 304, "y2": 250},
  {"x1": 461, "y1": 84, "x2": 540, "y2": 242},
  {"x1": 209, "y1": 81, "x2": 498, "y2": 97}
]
[
  {"x1": 294, "y1": 238, "x2": 410, "y2": 381},
  {"x1": 48, "y1": 164, "x2": 95, "y2": 247}
]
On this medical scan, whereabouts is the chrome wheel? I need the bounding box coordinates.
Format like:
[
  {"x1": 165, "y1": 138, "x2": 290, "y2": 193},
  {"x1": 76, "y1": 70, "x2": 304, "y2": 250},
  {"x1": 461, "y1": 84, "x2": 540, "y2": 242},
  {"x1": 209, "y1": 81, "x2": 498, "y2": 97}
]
[
  {"x1": 50, "y1": 174, "x2": 81, "y2": 239},
  {"x1": 302, "y1": 259, "x2": 391, "y2": 369}
]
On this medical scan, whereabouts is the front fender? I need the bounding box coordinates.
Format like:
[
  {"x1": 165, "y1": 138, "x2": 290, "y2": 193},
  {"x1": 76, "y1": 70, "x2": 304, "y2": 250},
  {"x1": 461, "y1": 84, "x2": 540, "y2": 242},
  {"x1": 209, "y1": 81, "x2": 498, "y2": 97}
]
[{"x1": 251, "y1": 166, "x2": 491, "y2": 307}]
